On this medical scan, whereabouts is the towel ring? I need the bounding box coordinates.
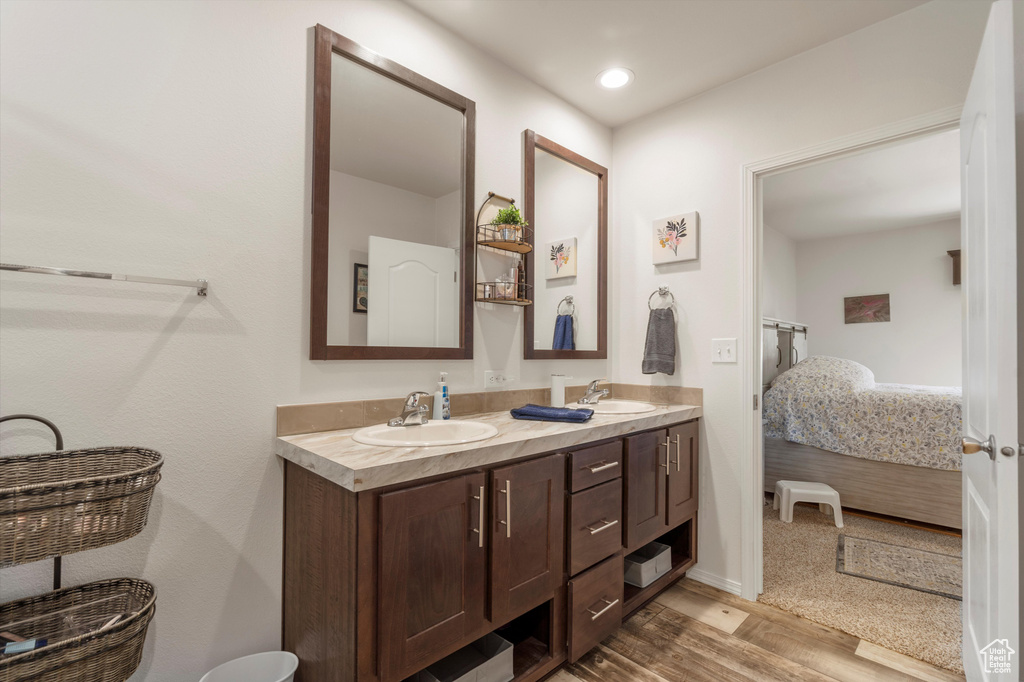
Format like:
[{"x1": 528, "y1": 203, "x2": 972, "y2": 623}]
[
  {"x1": 557, "y1": 295, "x2": 575, "y2": 316},
  {"x1": 648, "y1": 286, "x2": 675, "y2": 310}
]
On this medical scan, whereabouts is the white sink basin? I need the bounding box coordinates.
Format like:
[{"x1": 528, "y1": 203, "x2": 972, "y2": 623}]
[
  {"x1": 569, "y1": 400, "x2": 658, "y2": 415},
  {"x1": 352, "y1": 420, "x2": 499, "y2": 447}
]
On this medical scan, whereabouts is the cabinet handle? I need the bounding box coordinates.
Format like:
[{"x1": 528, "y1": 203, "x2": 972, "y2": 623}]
[
  {"x1": 776, "y1": 346, "x2": 782, "y2": 368},
  {"x1": 587, "y1": 598, "x2": 619, "y2": 621},
  {"x1": 660, "y1": 438, "x2": 670, "y2": 468},
  {"x1": 583, "y1": 460, "x2": 619, "y2": 473},
  {"x1": 499, "y1": 480, "x2": 511, "y2": 538},
  {"x1": 673, "y1": 435, "x2": 682, "y2": 472},
  {"x1": 471, "y1": 485, "x2": 484, "y2": 548},
  {"x1": 585, "y1": 518, "x2": 619, "y2": 535}
]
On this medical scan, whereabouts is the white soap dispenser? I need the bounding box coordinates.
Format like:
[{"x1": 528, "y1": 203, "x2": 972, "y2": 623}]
[{"x1": 433, "y1": 372, "x2": 451, "y2": 420}]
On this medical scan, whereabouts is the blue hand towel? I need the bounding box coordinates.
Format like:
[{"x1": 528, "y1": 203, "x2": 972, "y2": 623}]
[
  {"x1": 510, "y1": 404, "x2": 593, "y2": 423},
  {"x1": 552, "y1": 314, "x2": 575, "y2": 350}
]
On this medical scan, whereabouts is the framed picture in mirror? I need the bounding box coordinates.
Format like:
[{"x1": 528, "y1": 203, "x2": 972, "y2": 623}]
[{"x1": 352, "y1": 263, "x2": 368, "y2": 313}]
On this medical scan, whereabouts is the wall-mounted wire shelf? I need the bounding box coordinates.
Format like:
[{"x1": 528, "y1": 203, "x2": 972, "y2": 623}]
[
  {"x1": 476, "y1": 223, "x2": 533, "y2": 254},
  {"x1": 1, "y1": 263, "x2": 209, "y2": 296},
  {"x1": 476, "y1": 281, "x2": 532, "y2": 307}
]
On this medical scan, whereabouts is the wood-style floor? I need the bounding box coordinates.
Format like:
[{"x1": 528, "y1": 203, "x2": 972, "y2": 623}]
[{"x1": 557, "y1": 577, "x2": 964, "y2": 682}]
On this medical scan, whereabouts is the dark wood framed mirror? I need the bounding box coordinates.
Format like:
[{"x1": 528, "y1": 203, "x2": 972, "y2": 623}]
[
  {"x1": 523, "y1": 130, "x2": 608, "y2": 360},
  {"x1": 310, "y1": 25, "x2": 475, "y2": 360}
]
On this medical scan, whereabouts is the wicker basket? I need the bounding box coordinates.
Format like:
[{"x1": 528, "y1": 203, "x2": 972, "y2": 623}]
[
  {"x1": 0, "y1": 577, "x2": 155, "y2": 682},
  {"x1": 0, "y1": 447, "x2": 163, "y2": 568}
]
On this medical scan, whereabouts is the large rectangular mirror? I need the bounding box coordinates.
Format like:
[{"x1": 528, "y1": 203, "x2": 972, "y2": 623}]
[
  {"x1": 310, "y1": 25, "x2": 475, "y2": 360},
  {"x1": 523, "y1": 131, "x2": 608, "y2": 359}
]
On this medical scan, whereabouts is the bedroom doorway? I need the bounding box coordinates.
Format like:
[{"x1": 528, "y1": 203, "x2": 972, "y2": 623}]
[{"x1": 741, "y1": 111, "x2": 967, "y2": 676}]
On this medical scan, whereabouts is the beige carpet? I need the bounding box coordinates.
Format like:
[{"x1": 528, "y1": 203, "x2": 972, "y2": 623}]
[{"x1": 760, "y1": 500, "x2": 963, "y2": 674}]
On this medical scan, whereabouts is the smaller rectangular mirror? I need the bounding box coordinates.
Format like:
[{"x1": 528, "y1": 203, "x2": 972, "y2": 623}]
[{"x1": 523, "y1": 131, "x2": 608, "y2": 359}]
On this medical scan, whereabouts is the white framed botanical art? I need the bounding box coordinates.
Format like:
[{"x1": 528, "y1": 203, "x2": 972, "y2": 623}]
[
  {"x1": 653, "y1": 211, "x2": 699, "y2": 264},
  {"x1": 546, "y1": 238, "x2": 577, "y2": 279}
]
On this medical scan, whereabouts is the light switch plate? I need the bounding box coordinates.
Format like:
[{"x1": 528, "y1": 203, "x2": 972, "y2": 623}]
[{"x1": 712, "y1": 338, "x2": 737, "y2": 363}]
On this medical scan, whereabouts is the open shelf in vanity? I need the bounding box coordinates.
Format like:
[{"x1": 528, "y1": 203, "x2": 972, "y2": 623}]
[{"x1": 622, "y1": 516, "x2": 697, "y2": 617}]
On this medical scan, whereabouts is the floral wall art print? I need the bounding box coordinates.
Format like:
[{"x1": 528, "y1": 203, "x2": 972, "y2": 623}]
[
  {"x1": 844, "y1": 294, "x2": 890, "y2": 324},
  {"x1": 653, "y1": 211, "x2": 699, "y2": 264},
  {"x1": 546, "y1": 238, "x2": 577, "y2": 279}
]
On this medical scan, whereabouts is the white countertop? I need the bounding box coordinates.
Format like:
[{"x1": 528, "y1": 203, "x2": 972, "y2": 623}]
[{"x1": 276, "y1": 404, "x2": 702, "y2": 492}]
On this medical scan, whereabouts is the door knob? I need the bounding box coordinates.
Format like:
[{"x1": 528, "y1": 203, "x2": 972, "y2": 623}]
[{"x1": 963, "y1": 435, "x2": 996, "y2": 460}]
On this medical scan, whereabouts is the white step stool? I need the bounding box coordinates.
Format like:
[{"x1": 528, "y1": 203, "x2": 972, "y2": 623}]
[{"x1": 773, "y1": 480, "x2": 843, "y2": 528}]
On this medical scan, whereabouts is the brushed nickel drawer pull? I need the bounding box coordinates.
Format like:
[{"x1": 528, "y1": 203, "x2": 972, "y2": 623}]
[
  {"x1": 587, "y1": 598, "x2": 619, "y2": 621},
  {"x1": 471, "y1": 485, "x2": 484, "y2": 548},
  {"x1": 585, "y1": 518, "x2": 619, "y2": 535},
  {"x1": 673, "y1": 434, "x2": 682, "y2": 472},
  {"x1": 660, "y1": 437, "x2": 670, "y2": 468},
  {"x1": 583, "y1": 460, "x2": 619, "y2": 473},
  {"x1": 499, "y1": 480, "x2": 511, "y2": 538}
]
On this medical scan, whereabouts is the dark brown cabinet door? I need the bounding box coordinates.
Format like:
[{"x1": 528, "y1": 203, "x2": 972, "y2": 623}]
[
  {"x1": 490, "y1": 453, "x2": 565, "y2": 624},
  {"x1": 667, "y1": 421, "x2": 699, "y2": 526},
  {"x1": 624, "y1": 429, "x2": 669, "y2": 552},
  {"x1": 378, "y1": 473, "x2": 487, "y2": 682}
]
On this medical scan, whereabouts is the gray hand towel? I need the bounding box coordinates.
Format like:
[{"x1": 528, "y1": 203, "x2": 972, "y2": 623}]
[{"x1": 642, "y1": 308, "x2": 676, "y2": 375}]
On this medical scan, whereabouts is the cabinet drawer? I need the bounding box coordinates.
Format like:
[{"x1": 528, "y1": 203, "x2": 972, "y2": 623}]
[
  {"x1": 569, "y1": 441, "x2": 623, "y2": 492},
  {"x1": 568, "y1": 480, "x2": 622, "y2": 576},
  {"x1": 567, "y1": 553, "x2": 623, "y2": 663}
]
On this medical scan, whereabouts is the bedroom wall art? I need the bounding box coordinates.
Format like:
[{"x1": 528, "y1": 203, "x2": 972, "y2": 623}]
[
  {"x1": 653, "y1": 211, "x2": 699, "y2": 264},
  {"x1": 352, "y1": 263, "x2": 368, "y2": 313},
  {"x1": 844, "y1": 293, "x2": 890, "y2": 324},
  {"x1": 545, "y1": 237, "x2": 577, "y2": 279}
]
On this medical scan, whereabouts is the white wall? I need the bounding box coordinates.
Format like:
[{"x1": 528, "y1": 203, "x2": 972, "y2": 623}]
[
  {"x1": 611, "y1": 0, "x2": 989, "y2": 590},
  {"x1": 0, "y1": 1, "x2": 610, "y2": 680},
  {"x1": 795, "y1": 219, "x2": 961, "y2": 386},
  {"x1": 762, "y1": 225, "x2": 798, "y2": 321}
]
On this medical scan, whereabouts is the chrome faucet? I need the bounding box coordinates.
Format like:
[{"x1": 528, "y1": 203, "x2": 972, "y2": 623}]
[
  {"x1": 388, "y1": 392, "x2": 431, "y2": 427},
  {"x1": 577, "y1": 380, "x2": 610, "y2": 405}
]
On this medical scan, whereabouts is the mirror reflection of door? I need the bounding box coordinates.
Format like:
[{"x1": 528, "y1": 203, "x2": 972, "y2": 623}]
[
  {"x1": 533, "y1": 148, "x2": 600, "y2": 352},
  {"x1": 366, "y1": 237, "x2": 459, "y2": 348},
  {"x1": 324, "y1": 51, "x2": 464, "y2": 348}
]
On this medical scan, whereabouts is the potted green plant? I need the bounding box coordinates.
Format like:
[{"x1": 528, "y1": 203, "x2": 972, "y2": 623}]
[{"x1": 490, "y1": 205, "x2": 528, "y2": 241}]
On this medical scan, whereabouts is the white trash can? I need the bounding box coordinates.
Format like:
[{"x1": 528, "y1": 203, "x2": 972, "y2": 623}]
[{"x1": 200, "y1": 651, "x2": 299, "y2": 682}]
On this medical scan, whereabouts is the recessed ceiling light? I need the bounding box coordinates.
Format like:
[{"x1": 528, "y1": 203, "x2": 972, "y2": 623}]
[{"x1": 597, "y1": 67, "x2": 634, "y2": 89}]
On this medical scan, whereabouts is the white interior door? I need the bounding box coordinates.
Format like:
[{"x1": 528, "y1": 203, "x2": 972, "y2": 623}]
[
  {"x1": 367, "y1": 236, "x2": 459, "y2": 348},
  {"x1": 960, "y1": 2, "x2": 1019, "y2": 679}
]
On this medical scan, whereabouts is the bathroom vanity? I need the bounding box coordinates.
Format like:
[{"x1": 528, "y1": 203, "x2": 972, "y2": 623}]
[{"x1": 277, "y1": 404, "x2": 701, "y2": 682}]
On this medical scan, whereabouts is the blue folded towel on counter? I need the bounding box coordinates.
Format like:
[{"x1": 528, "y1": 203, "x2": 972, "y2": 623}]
[{"x1": 510, "y1": 404, "x2": 594, "y2": 423}]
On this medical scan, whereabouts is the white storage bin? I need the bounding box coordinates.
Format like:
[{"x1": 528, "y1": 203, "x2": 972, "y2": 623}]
[
  {"x1": 624, "y1": 541, "x2": 671, "y2": 588},
  {"x1": 410, "y1": 633, "x2": 513, "y2": 682}
]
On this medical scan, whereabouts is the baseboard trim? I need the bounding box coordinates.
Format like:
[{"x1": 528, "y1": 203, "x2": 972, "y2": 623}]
[{"x1": 686, "y1": 567, "x2": 743, "y2": 597}]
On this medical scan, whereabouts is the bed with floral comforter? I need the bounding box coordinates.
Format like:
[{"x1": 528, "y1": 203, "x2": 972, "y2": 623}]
[{"x1": 763, "y1": 356, "x2": 962, "y2": 471}]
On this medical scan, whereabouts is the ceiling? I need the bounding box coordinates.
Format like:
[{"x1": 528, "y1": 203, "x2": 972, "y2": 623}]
[
  {"x1": 403, "y1": 0, "x2": 926, "y2": 127},
  {"x1": 331, "y1": 52, "x2": 463, "y2": 198},
  {"x1": 763, "y1": 129, "x2": 961, "y2": 241}
]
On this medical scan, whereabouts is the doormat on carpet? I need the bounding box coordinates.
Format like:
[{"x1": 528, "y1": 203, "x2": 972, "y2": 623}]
[{"x1": 836, "y1": 534, "x2": 962, "y2": 600}]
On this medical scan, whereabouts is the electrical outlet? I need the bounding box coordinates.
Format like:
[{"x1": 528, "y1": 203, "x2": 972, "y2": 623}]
[
  {"x1": 712, "y1": 338, "x2": 737, "y2": 363},
  {"x1": 484, "y1": 370, "x2": 512, "y2": 390}
]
